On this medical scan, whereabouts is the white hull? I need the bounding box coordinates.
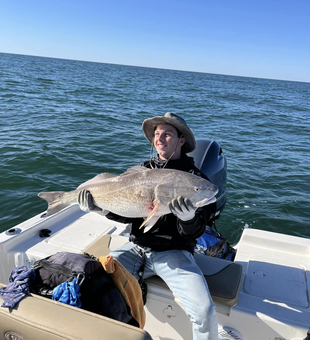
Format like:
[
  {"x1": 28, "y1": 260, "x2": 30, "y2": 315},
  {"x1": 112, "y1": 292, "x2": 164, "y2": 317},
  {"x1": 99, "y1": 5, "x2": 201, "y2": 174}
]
[{"x1": 1, "y1": 205, "x2": 309, "y2": 340}]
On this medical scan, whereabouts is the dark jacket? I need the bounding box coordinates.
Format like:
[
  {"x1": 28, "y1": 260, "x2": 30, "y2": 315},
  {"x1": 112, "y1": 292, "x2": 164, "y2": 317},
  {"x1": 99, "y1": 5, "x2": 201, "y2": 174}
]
[{"x1": 106, "y1": 154, "x2": 216, "y2": 253}]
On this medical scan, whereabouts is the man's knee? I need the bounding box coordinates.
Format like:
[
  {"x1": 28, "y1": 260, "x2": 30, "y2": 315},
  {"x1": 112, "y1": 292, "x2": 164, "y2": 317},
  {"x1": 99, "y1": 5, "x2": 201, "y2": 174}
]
[{"x1": 191, "y1": 298, "x2": 216, "y2": 323}]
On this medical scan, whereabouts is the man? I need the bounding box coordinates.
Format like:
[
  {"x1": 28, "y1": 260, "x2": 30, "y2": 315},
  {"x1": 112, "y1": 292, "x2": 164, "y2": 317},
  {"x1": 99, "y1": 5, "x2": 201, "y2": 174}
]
[{"x1": 79, "y1": 112, "x2": 218, "y2": 340}]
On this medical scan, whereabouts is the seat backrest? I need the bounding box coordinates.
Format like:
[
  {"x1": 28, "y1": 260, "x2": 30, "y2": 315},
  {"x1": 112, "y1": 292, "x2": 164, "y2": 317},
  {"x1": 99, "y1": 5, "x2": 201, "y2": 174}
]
[{"x1": 0, "y1": 286, "x2": 152, "y2": 340}]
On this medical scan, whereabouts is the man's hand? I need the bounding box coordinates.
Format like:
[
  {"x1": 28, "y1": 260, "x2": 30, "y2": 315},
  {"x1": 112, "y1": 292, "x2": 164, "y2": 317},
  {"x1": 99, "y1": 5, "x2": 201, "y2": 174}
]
[
  {"x1": 78, "y1": 189, "x2": 102, "y2": 213},
  {"x1": 169, "y1": 196, "x2": 197, "y2": 221}
]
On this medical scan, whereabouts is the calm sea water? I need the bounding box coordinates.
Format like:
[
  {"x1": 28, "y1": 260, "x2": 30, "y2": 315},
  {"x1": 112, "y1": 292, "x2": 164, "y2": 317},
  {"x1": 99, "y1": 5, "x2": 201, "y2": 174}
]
[{"x1": 1, "y1": 52, "x2": 309, "y2": 243}]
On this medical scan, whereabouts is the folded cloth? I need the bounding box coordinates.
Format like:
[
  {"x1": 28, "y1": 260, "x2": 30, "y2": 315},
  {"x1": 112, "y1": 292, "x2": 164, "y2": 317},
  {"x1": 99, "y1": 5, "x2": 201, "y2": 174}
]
[
  {"x1": 99, "y1": 255, "x2": 145, "y2": 329},
  {"x1": 0, "y1": 266, "x2": 35, "y2": 308},
  {"x1": 52, "y1": 277, "x2": 82, "y2": 307}
]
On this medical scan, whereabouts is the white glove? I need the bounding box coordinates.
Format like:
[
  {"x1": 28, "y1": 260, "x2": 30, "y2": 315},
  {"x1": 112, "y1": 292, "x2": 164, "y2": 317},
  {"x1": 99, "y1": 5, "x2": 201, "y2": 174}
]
[
  {"x1": 169, "y1": 196, "x2": 197, "y2": 221},
  {"x1": 78, "y1": 189, "x2": 102, "y2": 213}
]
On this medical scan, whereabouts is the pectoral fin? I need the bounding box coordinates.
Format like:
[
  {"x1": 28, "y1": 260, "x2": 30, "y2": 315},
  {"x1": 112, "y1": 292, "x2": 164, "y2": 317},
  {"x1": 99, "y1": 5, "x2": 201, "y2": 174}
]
[
  {"x1": 142, "y1": 216, "x2": 161, "y2": 233},
  {"x1": 139, "y1": 202, "x2": 160, "y2": 232}
]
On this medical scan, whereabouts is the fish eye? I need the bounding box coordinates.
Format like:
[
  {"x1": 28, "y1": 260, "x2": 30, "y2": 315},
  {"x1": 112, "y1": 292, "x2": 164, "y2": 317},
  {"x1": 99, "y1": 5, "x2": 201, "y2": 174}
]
[{"x1": 194, "y1": 187, "x2": 200, "y2": 192}]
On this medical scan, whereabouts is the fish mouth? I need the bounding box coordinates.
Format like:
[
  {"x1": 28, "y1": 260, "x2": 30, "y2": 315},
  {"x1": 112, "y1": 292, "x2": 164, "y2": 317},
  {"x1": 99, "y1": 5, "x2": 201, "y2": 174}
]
[{"x1": 195, "y1": 197, "x2": 217, "y2": 207}]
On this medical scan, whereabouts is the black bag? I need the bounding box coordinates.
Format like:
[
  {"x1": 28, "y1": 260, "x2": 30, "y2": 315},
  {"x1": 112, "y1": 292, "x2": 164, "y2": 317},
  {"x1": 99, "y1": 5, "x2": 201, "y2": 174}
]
[
  {"x1": 79, "y1": 266, "x2": 134, "y2": 325},
  {"x1": 31, "y1": 252, "x2": 101, "y2": 295},
  {"x1": 30, "y1": 252, "x2": 133, "y2": 324}
]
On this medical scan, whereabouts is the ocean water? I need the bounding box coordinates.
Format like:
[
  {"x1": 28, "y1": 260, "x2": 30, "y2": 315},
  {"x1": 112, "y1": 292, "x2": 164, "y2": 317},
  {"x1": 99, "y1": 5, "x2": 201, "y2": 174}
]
[{"x1": 1, "y1": 52, "x2": 309, "y2": 243}]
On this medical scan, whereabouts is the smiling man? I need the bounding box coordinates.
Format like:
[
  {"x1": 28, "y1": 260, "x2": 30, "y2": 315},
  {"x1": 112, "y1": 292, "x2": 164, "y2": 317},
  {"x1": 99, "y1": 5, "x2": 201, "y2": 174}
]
[
  {"x1": 79, "y1": 112, "x2": 218, "y2": 340},
  {"x1": 152, "y1": 123, "x2": 185, "y2": 160}
]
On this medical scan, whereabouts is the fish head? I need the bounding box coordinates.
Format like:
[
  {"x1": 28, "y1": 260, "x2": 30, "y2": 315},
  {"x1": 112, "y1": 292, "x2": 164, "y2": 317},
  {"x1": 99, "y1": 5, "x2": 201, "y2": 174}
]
[{"x1": 155, "y1": 171, "x2": 219, "y2": 208}]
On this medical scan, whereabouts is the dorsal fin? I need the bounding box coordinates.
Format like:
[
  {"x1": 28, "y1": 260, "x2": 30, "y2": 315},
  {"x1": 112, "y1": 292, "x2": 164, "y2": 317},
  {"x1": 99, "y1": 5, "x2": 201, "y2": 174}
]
[
  {"x1": 76, "y1": 173, "x2": 117, "y2": 190},
  {"x1": 120, "y1": 165, "x2": 149, "y2": 177}
]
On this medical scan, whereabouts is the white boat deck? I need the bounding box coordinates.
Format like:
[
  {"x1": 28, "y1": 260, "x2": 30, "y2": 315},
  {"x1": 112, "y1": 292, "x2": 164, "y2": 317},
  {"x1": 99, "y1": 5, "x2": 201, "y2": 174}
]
[
  {"x1": 217, "y1": 228, "x2": 310, "y2": 340},
  {"x1": 1, "y1": 205, "x2": 309, "y2": 340}
]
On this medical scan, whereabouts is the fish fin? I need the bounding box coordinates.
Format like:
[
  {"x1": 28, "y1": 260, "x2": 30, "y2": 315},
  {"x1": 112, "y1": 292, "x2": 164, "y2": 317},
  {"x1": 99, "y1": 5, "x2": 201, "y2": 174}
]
[
  {"x1": 139, "y1": 202, "x2": 160, "y2": 232},
  {"x1": 142, "y1": 216, "x2": 161, "y2": 233},
  {"x1": 76, "y1": 173, "x2": 117, "y2": 190},
  {"x1": 120, "y1": 165, "x2": 149, "y2": 176},
  {"x1": 38, "y1": 191, "x2": 68, "y2": 216}
]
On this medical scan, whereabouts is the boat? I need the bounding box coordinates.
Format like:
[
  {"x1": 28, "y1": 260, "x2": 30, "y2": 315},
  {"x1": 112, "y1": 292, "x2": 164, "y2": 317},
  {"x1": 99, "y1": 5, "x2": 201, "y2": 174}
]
[{"x1": 0, "y1": 139, "x2": 309, "y2": 340}]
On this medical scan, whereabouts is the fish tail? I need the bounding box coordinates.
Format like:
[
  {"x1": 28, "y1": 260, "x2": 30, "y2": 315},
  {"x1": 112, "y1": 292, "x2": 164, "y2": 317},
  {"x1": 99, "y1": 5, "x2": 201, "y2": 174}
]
[{"x1": 38, "y1": 191, "x2": 68, "y2": 216}]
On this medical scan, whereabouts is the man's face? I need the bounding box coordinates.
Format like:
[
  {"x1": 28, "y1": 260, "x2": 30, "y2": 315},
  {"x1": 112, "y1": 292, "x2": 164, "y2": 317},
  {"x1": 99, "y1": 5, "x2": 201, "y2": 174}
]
[{"x1": 153, "y1": 124, "x2": 185, "y2": 160}]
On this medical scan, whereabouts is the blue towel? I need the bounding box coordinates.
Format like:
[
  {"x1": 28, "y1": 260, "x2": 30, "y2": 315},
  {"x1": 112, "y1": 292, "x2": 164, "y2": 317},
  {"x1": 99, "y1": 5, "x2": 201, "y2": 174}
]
[
  {"x1": 52, "y1": 278, "x2": 82, "y2": 308},
  {"x1": 0, "y1": 266, "x2": 35, "y2": 308}
]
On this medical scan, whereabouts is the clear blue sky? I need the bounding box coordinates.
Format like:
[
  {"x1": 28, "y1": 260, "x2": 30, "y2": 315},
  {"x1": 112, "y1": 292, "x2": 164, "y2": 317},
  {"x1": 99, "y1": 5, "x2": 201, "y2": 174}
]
[{"x1": 1, "y1": 0, "x2": 309, "y2": 82}]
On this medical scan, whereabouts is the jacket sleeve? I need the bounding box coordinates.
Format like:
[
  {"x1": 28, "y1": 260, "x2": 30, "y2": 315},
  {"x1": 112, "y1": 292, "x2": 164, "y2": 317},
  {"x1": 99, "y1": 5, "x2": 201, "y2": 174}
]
[{"x1": 176, "y1": 202, "x2": 216, "y2": 239}]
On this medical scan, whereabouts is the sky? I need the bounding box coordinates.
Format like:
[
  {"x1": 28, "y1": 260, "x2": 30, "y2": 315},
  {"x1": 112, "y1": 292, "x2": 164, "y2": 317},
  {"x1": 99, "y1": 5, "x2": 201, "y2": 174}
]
[{"x1": 1, "y1": 0, "x2": 310, "y2": 82}]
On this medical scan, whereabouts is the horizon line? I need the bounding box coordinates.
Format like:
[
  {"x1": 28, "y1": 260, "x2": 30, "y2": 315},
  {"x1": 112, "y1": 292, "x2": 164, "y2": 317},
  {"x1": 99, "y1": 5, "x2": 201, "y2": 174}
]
[{"x1": 1, "y1": 51, "x2": 309, "y2": 84}]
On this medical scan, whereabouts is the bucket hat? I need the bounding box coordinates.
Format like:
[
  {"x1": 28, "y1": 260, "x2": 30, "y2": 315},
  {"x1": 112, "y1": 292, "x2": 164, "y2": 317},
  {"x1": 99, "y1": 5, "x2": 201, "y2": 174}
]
[{"x1": 142, "y1": 112, "x2": 196, "y2": 153}]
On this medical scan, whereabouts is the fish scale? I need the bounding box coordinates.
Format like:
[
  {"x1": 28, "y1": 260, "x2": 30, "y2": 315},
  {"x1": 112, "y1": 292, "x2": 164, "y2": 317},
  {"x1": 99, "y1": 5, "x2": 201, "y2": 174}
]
[{"x1": 38, "y1": 166, "x2": 218, "y2": 230}]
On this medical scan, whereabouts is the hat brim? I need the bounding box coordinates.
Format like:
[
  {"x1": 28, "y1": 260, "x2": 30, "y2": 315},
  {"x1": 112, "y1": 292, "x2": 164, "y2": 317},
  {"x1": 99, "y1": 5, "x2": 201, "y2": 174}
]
[{"x1": 142, "y1": 116, "x2": 196, "y2": 153}]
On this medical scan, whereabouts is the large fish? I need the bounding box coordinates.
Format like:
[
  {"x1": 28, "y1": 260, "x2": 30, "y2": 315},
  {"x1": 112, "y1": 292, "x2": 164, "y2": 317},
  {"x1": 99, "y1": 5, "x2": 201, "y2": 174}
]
[{"x1": 38, "y1": 166, "x2": 218, "y2": 231}]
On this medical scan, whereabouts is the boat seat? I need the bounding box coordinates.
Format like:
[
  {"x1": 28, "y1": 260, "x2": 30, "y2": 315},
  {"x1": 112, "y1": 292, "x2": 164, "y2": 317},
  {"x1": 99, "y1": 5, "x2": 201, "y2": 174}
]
[
  {"x1": 83, "y1": 234, "x2": 243, "y2": 308},
  {"x1": 0, "y1": 284, "x2": 152, "y2": 340}
]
